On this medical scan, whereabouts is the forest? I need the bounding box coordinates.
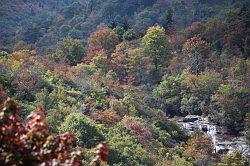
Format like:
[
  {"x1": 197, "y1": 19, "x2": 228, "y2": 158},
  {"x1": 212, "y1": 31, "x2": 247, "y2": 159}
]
[{"x1": 0, "y1": 0, "x2": 249, "y2": 165}]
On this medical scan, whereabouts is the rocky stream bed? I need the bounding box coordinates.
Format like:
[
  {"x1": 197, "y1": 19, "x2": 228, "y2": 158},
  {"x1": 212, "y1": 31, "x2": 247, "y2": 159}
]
[{"x1": 176, "y1": 115, "x2": 250, "y2": 158}]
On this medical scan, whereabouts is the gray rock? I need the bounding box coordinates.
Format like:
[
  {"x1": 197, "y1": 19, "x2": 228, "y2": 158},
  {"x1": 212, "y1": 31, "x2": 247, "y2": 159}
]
[{"x1": 183, "y1": 115, "x2": 201, "y2": 122}]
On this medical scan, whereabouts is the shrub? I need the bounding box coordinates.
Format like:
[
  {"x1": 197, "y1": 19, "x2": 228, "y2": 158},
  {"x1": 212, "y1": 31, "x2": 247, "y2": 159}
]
[{"x1": 59, "y1": 112, "x2": 104, "y2": 148}]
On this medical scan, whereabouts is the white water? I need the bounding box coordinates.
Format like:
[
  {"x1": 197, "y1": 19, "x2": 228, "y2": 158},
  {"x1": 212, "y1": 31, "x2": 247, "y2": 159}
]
[{"x1": 178, "y1": 116, "x2": 250, "y2": 158}]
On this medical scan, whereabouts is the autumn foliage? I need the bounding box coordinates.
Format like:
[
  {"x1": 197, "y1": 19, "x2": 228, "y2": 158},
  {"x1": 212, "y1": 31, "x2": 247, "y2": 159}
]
[
  {"x1": 87, "y1": 28, "x2": 119, "y2": 59},
  {"x1": 0, "y1": 98, "x2": 83, "y2": 165},
  {"x1": 123, "y1": 118, "x2": 152, "y2": 141},
  {"x1": 0, "y1": 96, "x2": 109, "y2": 166},
  {"x1": 0, "y1": 1, "x2": 249, "y2": 165}
]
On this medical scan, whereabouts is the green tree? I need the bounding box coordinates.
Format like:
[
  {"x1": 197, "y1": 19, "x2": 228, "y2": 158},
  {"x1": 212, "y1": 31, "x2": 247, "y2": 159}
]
[
  {"x1": 46, "y1": 104, "x2": 73, "y2": 134},
  {"x1": 106, "y1": 124, "x2": 153, "y2": 166},
  {"x1": 212, "y1": 84, "x2": 249, "y2": 134},
  {"x1": 181, "y1": 70, "x2": 221, "y2": 115},
  {"x1": 216, "y1": 151, "x2": 249, "y2": 166},
  {"x1": 90, "y1": 51, "x2": 110, "y2": 74},
  {"x1": 113, "y1": 26, "x2": 126, "y2": 41},
  {"x1": 155, "y1": 120, "x2": 188, "y2": 144},
  {"x1": 153, "y1": 75, "x2": 183, "y2": 116},
  {"x1": 163, "y1": 9, "x2": 174, "y2": 33},
  {"x1": 123, "y1": 29, "x2": 137, "y2": 41},
  {"x1": 59, "y1": 112, "x2": 104, "y2": 148},
  {"x1": 55, "y1": 37, "x2": 84, "y2": 65},
  {"x1": 90, "y1": 86, "x2": 108, "y2": 109},
  {"x1": 142, "y1": 25, "x2": 171, "y2": 81},
  {"x1": 173, "y1": 156, "x2": 193, "y2": 166},
  {"x1": 0, "y1": 51, "x2": 9, "y2": 61},
  {"x1": 127, "y1": 48, "x2": 153, "y2": 84},
  {"x1": 155, "y1": 156, "x2": 193, "y2": 166}
]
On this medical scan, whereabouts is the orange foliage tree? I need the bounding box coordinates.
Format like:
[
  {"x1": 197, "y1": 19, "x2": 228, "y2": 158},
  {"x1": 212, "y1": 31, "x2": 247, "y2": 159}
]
[{"x1": 86, "y1": 28, "x2": 119, "y2": 62}]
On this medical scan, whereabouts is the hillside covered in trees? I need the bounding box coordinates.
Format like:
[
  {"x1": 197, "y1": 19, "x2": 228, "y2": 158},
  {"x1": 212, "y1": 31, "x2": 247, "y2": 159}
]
[{"x1": 0, "y1": 0, "x2": 250, "y2": 165}]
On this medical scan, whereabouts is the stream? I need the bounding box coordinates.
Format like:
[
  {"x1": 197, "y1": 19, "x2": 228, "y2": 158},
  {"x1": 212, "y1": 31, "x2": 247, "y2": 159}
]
[{"x1": 176, "y1": 115, "x2": 250, "y2": 158}]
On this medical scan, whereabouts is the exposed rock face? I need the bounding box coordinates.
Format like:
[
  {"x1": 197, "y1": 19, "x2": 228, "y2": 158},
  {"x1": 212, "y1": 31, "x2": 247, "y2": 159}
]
[{"x1": 177, "y1": 115, "x2": 250, "y2": 158}]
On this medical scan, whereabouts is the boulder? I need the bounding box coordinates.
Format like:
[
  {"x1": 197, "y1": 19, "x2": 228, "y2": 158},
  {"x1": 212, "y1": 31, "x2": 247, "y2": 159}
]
[{"x1": 183, "y1": 115, "x2": 200, "y2": 122}]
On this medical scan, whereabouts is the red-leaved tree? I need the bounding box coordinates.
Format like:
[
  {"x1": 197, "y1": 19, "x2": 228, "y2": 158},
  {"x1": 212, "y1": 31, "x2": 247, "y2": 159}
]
[{"x1": 0, "y1": 96, "x2": 109, "y2": 166}]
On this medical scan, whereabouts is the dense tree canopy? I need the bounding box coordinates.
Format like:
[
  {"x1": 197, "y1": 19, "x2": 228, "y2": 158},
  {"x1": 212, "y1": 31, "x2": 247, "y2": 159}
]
[
  {"x1": 142, "y1": 25, "x2": 171, "y2": 81},
  {"x1": 54, "y1": 37, "x2": 84, "y2": 65},
  {"x1": 0, "y1": 0, "x2": 249, "y2": 165}
]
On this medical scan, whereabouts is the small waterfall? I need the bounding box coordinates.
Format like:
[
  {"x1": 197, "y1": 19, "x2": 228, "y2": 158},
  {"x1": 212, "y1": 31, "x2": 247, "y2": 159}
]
[{"x1": 177, "y1": 115, "x2": 250, "y2": 158}]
